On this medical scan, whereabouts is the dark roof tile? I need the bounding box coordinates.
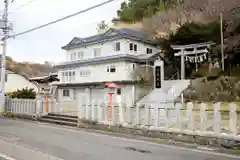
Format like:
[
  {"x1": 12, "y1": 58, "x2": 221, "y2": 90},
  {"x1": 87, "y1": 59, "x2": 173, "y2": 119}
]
[{"x1": 62, "y1": 28, "x2": 154, "y2": 49}]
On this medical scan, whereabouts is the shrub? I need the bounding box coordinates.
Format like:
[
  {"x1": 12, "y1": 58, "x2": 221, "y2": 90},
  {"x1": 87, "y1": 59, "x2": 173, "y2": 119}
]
[{"x1": 7, "y1": 88, "x2": 36, "y2": 99}]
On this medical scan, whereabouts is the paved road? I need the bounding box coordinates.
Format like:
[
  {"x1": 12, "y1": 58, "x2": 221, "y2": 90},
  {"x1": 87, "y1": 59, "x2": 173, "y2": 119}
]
[{"x1": 0, "y1": 118, "x2": 239, "y2": 160}]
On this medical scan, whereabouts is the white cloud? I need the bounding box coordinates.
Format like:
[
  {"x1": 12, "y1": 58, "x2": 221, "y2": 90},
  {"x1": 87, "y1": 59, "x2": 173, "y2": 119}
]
[{"x1": 0, "y1": 0, "x2": 123, "y2": 63}]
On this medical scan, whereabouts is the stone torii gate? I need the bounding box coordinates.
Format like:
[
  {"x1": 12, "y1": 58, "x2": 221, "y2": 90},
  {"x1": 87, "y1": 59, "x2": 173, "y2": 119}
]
[{"x1": 171, "y1": 42, "x2": 215, "y2": 79}]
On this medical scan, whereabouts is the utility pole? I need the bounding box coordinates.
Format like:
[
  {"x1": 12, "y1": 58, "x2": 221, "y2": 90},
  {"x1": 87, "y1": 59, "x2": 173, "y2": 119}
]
[
  {"x1": 0, "y1": 0, "x2": 9, "y2": 112},
  {"x1": 220, "y1": 13, "x2": 224, "y2": 71}
]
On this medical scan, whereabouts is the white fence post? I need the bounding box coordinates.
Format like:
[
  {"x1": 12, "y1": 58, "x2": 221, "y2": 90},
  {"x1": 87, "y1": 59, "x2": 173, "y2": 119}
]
[
  {"x1": 154, "y1": 107, "x2": 159, "y2": 129},
  {"x1": 36, "y1": 99, "x2": 41, "y2": 117},
  {"x1": 200, "y1": 103, "x2": 207, "y2": 132},
  {"x1": 118, "y1": 102, "x2": 124, "y2": 124},
  {"x1": 163, "y1": 105, "x2": 169, "y2": 129},
  {"x1": 77, "y1": 100, "x2": 84, "y2": 119},
  {"x1": 229, "y1": 103, "x2": 237, "y2": 135},
  {"x1": 127, "y1": 105, "x2": 132, "y2": 125},
  {"x1": 86, "y1": 98, "x2": 90, "y2": 120},
  {"x1": 176, "y1": 103, "x2": 182, "y2": 130},
  {"x1": 186, "y1": 102, "x2": 194, "y2": 130},
  {"x1": 96, "y1": 101, "x2": 101, "y2": 122},
  {"x1": 213, "y1": 102, "x2": 221, "y2": 135},
  {"x1": 135, "y1": 103, "x2": 140, "y2": 126},
  {"x1": 104, "y1": 101, "x2": 108, "y2": 124},
  {"x1": 112, "y1": 102, "x2": 116, "y2": 125},
  {"x1": 145, "y1": 104, "x2": 150, "y2": 127},
  {"x1": 91, "y1": 101, "x2": 95, "y2": 121}
]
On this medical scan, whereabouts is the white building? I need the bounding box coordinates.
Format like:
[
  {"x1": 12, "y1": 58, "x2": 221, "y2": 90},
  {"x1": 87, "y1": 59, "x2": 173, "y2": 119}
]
[
  {"x1": 3, "y1": 70, "x2": 38, "y2": 93},
  {"x1": 53, "y1": 28, "x2": 165, "y2": 105}
]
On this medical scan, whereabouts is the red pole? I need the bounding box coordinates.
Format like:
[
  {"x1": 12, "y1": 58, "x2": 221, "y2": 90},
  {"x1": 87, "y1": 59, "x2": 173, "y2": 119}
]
[{"x1": 108, "y1": 92, "x2": 113, "y2": 121}]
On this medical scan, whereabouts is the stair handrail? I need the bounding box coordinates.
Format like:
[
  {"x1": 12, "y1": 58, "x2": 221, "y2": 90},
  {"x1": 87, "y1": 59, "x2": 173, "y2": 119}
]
[{"x1": 168, "y1": 69, "x2": 180, "y2": 80}]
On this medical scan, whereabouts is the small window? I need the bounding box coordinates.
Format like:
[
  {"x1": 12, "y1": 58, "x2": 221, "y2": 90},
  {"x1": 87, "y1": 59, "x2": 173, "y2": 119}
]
[
  {"x1": 116, "y1": 88, "x2": 121, "y2": 95},
  {"x1": 132, "y1": 64, "x2": 135, "y2": 70},
  {"x1": 147, "y1": 48, "x2": 153, "y2": 54},
  {"x1": 134, "y1": 44, "x2": 137, "y2": 51},
  {"x1": 61, "y1": 72, "x2": 65, "y2": 82},
  {"x1": 129, "y1": 43, "x2": 133, "y2": 51},
  {"x1": 78, "y1": 51, "x2": 84, "y2": 60},
  {"x1": 63, "y1": 89, "x2": 70, "y2": 97},
  {"x1": 65, "y1": 72, "x2": 69, "y2": 81},
  {"x1": 70, "y1": 52, "x2": 77, "y2": 60},
  {"x1": 93, "y1": 48, "x2": 101, "y2": 57},
  {"x1": 71, "y1": 71, "x2": 75, "y2": 81},
  {"x1": 5, "y1": 74, "x2": 7, "y2": 82},
  {"x1": 80, "y1": 70, "x2": 91, "y2": 77},
  {"x1": 114, "y1": 42, "x2": 121, "y2": 51},
  {"x1": 107, "y1": 65, "x2": 116, "y2": 73}
]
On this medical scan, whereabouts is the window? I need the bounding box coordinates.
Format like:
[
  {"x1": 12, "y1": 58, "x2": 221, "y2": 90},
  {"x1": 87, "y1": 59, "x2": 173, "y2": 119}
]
[
  {"x1": 116, "y1": 88, "x2": 121, "y2": 95},
  {"x1": 5, "y1": 74, "x2": 7, "y2": 82},
  {"x1": 129, "y1": 43, "x2": 133, "y2": 51},
  {"x1": 129, "y1": 43, "x2": 137, "y2": 51},
  {"x1": 79, "y1": 70, "x2": 91, "y2": 77},
  {"x1": 61, "y1": 72, "x2": 65, "y2": 82},
  {"x1": 132, "y1": 64, "x2": 135, "y2": 71},
  {"x1": 69, "y1": 71, "x2": 75, "y2": 81},
  {"x1": 107, "y1": 65, "x2": 116, "y2": 73},
  {"x1": 66, "y1": 72, "x2": 69, "y2": 81},
  {"x1": 72, "y1": 71, "x2": 75, "y2": 80},
  {"x1": 93, "y1": 48, "x2": 101, "y2": 57},
  {"x1": 114, "y1": 42, "x2": 121, "y2": 51},
  {"x1": 78, "y1": 51, "x2": 84, "y2": 60},
  {"x1": 70, "y1": 52, "x2": 77, "y2": 60},
  {"x1": 63, "y1": 89, "x2": 70, "y2": 97},
  {"x1": 147, "y1": 48, "x2": 153, "y2": 54},
  {"x1": 61, "y1": 70, "x2": 75, "y2": 82},
  {"x1": 134, "y1": 44, "x2": 137, "y2": 51}
]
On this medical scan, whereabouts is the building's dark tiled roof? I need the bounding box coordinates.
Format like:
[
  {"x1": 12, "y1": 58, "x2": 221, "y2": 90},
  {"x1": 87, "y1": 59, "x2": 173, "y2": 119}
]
[
  {"x1": 53, "y1": 53, "x2": 162, "y2": 69},
  {"x1": 62, "y1": 28, "x2": 155, "y2": 50}
]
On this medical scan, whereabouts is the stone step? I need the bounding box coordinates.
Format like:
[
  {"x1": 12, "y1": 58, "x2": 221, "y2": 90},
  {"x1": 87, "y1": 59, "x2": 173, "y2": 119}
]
[
  {"x1": 39, "y1": 117, "x2": 78, "y2": 127},
  {"x1": 48, "y1": 113, "x2": 78, "y2": 119},
  {"x1": 42, "y1": 115, "x2": 78, "y2": 123}
]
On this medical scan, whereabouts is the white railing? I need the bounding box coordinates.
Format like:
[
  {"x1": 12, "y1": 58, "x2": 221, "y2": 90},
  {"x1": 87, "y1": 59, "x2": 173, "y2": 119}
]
[
  {"x1": 5, "y1": 98, "x2": 56, "y2": 117},
  {"x1": 3, "y1": 97, "x2": 240, "y2": 141},
  {"x1": 5, "y1": 98, "x2": 37, "y2": 115},
  {"x1": 76, "y1": 101, "x2": 240, "y2": 141}
]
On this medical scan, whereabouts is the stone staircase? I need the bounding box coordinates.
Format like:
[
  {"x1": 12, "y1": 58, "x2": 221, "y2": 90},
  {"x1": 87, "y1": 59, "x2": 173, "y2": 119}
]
[
  {"x1": 138, "y1": 80, "x2": 190, "y2": 105},
  {"x1": 39, "y1": 113, "x2": 78, "y2": 127}
]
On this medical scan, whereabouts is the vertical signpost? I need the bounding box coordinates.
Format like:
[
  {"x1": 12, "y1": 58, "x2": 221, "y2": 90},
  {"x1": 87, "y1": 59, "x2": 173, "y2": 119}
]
[
  {"x1": 155, "y1": 66, "x2": 161, "y2": 88},
  {"x1": 154, "y1": 60, "x2": 164, "y2": 89}
]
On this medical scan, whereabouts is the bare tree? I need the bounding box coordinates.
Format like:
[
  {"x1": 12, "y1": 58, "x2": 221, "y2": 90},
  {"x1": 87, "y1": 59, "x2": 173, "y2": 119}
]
[
  {"x1": 143, "y1": 0, "x2": 240, "y2": 39},
  {"x1": 183, "y1": 0, "x2": 240, "y2": 22}
]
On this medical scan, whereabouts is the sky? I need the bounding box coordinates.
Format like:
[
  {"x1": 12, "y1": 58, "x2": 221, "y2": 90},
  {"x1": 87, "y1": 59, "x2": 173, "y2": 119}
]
[{"x1": 0, "y1": 0, "x2": 124, "y2": 64}]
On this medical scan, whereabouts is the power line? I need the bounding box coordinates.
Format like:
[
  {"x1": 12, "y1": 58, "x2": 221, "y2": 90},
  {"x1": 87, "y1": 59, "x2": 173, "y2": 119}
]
[
  {"x1": 9, "y1": 0, "x2": 119, "y2": 39},
  {"x1": 9, "y1": 0, "x2": 39, "y2": 14}
]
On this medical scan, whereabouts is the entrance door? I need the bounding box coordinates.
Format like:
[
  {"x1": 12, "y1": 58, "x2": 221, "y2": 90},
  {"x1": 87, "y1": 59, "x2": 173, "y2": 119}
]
[{"x1": 76, "y1": 89, "x2": 88, "y2": 106}]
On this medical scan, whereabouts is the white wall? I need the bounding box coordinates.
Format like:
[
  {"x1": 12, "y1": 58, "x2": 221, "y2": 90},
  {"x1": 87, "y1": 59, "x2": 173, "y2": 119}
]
[
  {"x1": 57, "y1": 84, "x2": 136, "y2": 106},
  {"x1": 58, "y1": 61, "x2": 136, "y2": 83},
  {"x1": 65, "y1": 38, "x2": 158, "y2": 61},
  {"x1": 5, "y1": 73, "x2": 38, "y2": 93}
]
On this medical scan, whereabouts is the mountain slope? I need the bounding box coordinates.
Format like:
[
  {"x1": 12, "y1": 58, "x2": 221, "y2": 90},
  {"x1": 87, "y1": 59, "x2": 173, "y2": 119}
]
[{"x1": 3, "y1": 56, "x2": 56, "y2": 78}]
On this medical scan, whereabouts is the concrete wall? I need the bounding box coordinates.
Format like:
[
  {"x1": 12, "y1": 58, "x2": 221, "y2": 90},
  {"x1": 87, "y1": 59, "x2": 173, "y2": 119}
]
[
  {"x1": 58, "y1": 61, "x2": 135, "y2": 83},
  {"x1": 57, "y1": 84, "x2": 137, "y2": 106},
  {"x1": 65, "y1": 38, "x2": 158, "y2": 61},
  {"x1": 5, "y1": 73, "x2": 38, "y2": 93}
]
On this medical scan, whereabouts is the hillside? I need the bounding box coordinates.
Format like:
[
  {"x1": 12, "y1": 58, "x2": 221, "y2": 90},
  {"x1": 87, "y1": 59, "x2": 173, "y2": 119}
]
[{"x1": 3, "y1": 56, "x2": 56, "y2": 78}]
